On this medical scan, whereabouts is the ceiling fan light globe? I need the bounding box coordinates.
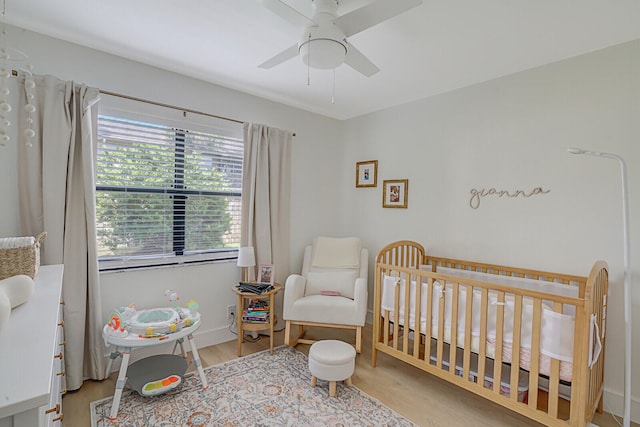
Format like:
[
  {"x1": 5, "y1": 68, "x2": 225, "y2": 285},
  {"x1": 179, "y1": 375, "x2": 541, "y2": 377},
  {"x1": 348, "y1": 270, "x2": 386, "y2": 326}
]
[
  {"x1": 299, "y1": 39, "x2": 346, "y2": 69},
  {"x1": 298, "y1": 24, "x2": 347, "y2": 70}
]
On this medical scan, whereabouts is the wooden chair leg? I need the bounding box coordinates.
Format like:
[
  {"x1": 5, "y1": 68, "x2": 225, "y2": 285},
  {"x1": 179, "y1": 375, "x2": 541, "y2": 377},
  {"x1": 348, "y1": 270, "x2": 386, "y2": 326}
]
[
  {"x1": 329, "y1": 381, "x2": 336, "y2": 397},
  {"x1": 345, "y1": 377, "x2": 352, "y2": 386},
  {"x1": 284, "y1": 321, "x2": 291, "y2": 346},
  {"x1": 355, "y1": 326, "x2": 362, "y2": 353},
  {"x1": 286, "y1": 322, "x2": 308, "y2": 347},
  {"x1": 372, "y1": 344, "x2": 378, "y2": 368},
  {"x1": 311, "y1": 376, "x2": 317, "y2": 387}
]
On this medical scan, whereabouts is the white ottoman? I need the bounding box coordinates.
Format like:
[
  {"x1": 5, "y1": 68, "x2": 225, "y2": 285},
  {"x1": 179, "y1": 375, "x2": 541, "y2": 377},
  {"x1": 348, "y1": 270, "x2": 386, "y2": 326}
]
[{"x1": 308, "y1": 340, "x2": 356, "y2": 397}]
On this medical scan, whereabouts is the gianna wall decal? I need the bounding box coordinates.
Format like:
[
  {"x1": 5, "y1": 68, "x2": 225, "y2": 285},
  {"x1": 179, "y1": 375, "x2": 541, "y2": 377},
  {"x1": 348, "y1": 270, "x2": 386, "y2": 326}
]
[{"x1": 469, "y1": 187, "x2": 550, "y2": 209}]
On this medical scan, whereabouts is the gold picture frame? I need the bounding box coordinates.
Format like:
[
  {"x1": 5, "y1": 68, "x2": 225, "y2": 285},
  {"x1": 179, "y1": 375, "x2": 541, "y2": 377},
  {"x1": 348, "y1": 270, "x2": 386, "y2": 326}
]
[
  {"x1": 356, "y1": 160, "x2": 378, "y2": 188},
  {"x1": 383, "y1": 179, "x2": 408, "y2": 208}
]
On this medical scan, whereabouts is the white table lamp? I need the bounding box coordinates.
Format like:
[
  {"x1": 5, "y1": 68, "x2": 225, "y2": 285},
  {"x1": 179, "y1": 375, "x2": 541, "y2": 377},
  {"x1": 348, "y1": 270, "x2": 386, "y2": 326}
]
[{"x1": 237, "y1": 247, "x2": 256, "y2": 282}]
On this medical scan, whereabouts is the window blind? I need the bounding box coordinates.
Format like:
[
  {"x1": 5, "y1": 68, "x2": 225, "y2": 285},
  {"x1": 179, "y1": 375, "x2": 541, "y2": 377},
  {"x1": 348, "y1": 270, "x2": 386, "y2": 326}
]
[{"x1": 96, "y1": 115, "x2": 243, "y2": 269}]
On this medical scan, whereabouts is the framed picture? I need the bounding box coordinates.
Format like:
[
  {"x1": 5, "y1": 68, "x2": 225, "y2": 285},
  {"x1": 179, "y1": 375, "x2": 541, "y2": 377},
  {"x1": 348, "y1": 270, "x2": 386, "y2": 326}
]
[
  {"x1": 383, "y1": 179, "x2": 408, "y2": 208},
  {"x1": 258, "y1": 264, "x2": 274, "y2": 285},
  {"x1": 356, "y1": 160, "x2": 378, "y2": 188}
]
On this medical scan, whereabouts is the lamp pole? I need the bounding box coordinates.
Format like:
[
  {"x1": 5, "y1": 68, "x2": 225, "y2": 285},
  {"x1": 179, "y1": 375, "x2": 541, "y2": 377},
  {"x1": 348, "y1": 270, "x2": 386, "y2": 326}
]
[{"x1": 568, "y1": 147, "x2": 631, "y2": 427}]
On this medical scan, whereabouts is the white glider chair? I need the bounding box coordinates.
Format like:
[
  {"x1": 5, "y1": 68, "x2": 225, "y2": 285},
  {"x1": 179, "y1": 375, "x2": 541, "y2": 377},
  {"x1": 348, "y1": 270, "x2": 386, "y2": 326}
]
[{"x1": 283, "y1": 237, "x2": 368, "y2": 353}]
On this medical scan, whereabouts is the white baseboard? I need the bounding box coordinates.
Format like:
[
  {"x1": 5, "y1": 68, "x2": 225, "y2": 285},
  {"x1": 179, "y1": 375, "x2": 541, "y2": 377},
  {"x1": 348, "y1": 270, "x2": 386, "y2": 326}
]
[
  {"x1": 192, "y1": 324, "x2": 237, "y2": 348},
  {"x1": 602, "y1": 388, "x2": 640, "y2": 424}
]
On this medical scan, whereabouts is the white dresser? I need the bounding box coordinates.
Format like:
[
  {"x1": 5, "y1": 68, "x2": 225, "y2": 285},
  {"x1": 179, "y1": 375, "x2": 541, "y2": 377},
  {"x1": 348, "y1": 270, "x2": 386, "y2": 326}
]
[{"x1": 0, "y1": 265, "x2": 65, "y2": 427}]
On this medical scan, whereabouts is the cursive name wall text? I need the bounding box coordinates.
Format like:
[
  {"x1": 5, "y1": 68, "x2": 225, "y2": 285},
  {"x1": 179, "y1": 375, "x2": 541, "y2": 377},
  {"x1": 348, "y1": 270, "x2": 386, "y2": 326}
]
[{"x1": 469, "y1": 187, "x2": 550, "y2": 209}]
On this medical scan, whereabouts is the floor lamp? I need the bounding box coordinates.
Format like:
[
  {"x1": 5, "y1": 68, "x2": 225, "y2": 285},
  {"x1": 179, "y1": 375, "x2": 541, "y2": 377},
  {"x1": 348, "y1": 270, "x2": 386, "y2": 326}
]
[{"x1": 568, "y1": 147, "x2": 631, "y2": 427}]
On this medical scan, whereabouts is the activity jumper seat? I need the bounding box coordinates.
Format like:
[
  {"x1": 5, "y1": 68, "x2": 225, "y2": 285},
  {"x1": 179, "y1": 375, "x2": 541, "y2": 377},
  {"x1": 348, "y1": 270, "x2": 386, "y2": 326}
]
[
  {"x1": 102, "y1": 290, "x2": 205, "y2": 403},
  {"x1": 104, "y1": 289, "x2": 200, "y2": 340}
]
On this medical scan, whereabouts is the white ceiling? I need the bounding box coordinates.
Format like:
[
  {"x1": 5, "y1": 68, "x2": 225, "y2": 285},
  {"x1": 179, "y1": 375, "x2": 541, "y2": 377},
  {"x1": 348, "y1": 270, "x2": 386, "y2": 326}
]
[{"x1": 6, "y1": 0, "x2": 640, "y2": 120}]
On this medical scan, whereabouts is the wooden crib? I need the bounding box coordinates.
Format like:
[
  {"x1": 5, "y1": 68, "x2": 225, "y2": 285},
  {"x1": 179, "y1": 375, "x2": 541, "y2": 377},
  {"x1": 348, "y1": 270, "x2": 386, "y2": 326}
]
[{"x1": 372, "y1": 240, "x2": 608, "y2": 427}]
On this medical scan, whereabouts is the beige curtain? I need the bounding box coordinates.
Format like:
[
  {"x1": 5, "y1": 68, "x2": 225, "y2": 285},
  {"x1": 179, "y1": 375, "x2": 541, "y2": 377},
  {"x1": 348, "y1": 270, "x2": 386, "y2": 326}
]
[
  {"x1": 241, "y1": 123, "x2": 293, "y2": 330},
  {"x1": 17, "y1": 75, "x2": 104, "y2": 391}
]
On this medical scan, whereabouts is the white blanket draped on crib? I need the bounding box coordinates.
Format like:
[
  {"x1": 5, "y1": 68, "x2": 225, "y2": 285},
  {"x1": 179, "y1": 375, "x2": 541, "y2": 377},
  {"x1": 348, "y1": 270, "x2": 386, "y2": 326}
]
[{"x1": 381, "y1": 271, "x2": 578, "y2": 381}]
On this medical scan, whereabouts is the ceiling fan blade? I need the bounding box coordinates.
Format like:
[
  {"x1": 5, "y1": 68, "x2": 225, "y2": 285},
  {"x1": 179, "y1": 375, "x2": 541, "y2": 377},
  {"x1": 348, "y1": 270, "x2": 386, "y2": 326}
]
[
  {"x1": 256, "y1": 0, "x2": 315, "y2": 27},
  {"x1": 334, "y1": 0, "x2": 423, "y2": 37},
  {"x1": 258, "y1": 44, "x2": 300, "y2": 69},
  {"x1": 344, "y1": 43, "x2": 380, "y2": 77}
]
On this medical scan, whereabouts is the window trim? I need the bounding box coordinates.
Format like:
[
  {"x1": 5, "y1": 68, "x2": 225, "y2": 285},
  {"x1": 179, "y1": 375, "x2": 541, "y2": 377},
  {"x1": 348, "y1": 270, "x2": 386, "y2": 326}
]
[
  {"x1": 98, "y1": 248, "x2": 240, "y2": 272},
  {"x1": 95, "y1": 104, "x2": 244, "y2": 271}
]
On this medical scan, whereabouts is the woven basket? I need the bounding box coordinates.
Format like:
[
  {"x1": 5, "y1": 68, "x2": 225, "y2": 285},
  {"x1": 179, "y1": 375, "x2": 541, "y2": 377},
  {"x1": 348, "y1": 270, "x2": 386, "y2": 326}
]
[{"x1": 0, "y1": 232, "x2": 47, "y2": 280}]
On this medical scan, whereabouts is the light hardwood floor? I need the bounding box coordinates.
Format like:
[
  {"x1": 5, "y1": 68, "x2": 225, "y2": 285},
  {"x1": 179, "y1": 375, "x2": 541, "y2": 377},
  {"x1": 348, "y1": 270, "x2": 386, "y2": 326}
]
[{"x1": 63, "y1": 324, "x2": 630, "y2": 427}]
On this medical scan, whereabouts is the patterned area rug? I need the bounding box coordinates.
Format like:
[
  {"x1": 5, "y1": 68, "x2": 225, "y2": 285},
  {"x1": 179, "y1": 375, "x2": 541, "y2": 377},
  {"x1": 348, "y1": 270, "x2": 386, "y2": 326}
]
[{"x1": 90, "y1": 345, "x2": 416, "y2": 426}]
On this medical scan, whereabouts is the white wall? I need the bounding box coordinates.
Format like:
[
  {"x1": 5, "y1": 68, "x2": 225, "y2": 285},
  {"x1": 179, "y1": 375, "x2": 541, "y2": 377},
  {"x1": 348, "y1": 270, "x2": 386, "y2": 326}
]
[
  {"x1": 342, "y1": 39, "x2": 640, "y2": 420},
  {"x1": 0, "y1": 25, "x2": 345, "y2": 361}
]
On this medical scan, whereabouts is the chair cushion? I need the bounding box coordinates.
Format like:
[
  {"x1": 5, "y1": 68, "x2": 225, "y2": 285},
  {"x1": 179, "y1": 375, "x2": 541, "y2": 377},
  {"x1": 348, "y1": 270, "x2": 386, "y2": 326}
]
[
  {"x1": 311, "y1": 237, "x2": 361, "y2": 268},
  {"x1": 306, "y1": 270, "x2": 357, "y2": 299},
  {"x1": 286, "y1": 294, "x2": 363, "y2": 326}
]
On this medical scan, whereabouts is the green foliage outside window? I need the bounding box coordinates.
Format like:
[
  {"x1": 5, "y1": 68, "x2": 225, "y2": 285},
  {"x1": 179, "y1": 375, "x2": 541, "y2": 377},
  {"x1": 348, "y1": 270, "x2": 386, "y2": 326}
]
[{"x1": 96, "y1": 116, "x2": 242, "y2": 261}]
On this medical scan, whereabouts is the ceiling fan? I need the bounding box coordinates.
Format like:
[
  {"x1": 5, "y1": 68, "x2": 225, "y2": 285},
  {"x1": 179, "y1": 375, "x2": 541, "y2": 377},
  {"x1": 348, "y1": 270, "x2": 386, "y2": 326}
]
[{"x1": 257, "y1": 0, "x2": 423, "y2": 77}]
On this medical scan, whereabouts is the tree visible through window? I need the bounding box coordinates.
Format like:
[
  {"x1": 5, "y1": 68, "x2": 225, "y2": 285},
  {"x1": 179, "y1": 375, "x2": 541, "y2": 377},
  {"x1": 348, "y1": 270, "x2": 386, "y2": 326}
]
[{"x1": 95, "y1": 115, "x2": 243, "y2": 268}]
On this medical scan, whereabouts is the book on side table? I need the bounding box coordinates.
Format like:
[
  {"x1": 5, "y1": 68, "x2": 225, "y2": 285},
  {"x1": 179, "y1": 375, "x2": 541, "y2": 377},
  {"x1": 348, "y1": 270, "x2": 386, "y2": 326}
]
[
  {"x1": 236, "y1": 281, "x2": 273, "y2": 294},
  {"x1": 242, "y1": 298, "x2": 270, "y2": 323}
]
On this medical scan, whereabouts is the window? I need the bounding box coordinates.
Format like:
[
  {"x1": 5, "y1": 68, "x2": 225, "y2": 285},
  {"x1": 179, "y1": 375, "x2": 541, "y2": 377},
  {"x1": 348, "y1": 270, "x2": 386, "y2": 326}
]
[{"x1": 95, "y1": 113, "x2": 243, "y2": 270}]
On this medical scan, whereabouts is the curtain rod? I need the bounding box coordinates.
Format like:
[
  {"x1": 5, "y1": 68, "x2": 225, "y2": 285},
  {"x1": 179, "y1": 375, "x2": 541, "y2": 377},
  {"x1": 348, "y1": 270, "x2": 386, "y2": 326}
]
[
  {"x1": 100, "y1": 90, "x2": 243, "y2": 124},
  {"x1": 100, "y1": 90, "x2": 296, "y2": 136}
]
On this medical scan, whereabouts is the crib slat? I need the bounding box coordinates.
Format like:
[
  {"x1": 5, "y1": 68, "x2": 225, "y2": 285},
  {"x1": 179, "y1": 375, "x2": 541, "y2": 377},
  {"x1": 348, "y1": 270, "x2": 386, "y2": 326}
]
[
  {"x1": 449, "y1": 282, "x2": 459, "y2": 374},
  {"x1": 493, "y1": 291, "x2": 505, "y2": 396},
  {"x1": 383, "y1": 309, "x2": 390, "y2": 346},
  {"x1": 463, "y1": 285, "x2": 473, "y2": 382},
  {"x1": 548, "y1": 362, "x2": 561, "y2": 417},
  {"x1": 510, "y1": 295, "x2": 523, "y2": 401},
  {"x1": 547, "y1": 301, "x2": 563, "y2": 418},
  {"x1": 393, "y1": 284, "x2": 400, "y2": 351},
  {"x1": 413, "y1": 274, "x2": 422, "y2": 358},
  {"x1": 477, "y1": 288, "x2": 488, "y2": 386},
  {"x1": 528, "y1": 298, "x2": 542, "y2": 410},
  {"x1": 437, "y1": 284, "x2": 446, "y2": 369},
  {"x1": 424, "y1": 279, "x2": 434, "y2": 364},
  {"x1": 403, "y1": 277, "x2": 411, "y2": 353}
]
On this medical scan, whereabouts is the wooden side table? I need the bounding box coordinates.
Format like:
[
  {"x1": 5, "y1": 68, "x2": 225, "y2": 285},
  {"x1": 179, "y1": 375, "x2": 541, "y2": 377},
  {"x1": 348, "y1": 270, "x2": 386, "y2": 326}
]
[{"x1": 232, "y1": 283, "x2": 282, "y2": 356}]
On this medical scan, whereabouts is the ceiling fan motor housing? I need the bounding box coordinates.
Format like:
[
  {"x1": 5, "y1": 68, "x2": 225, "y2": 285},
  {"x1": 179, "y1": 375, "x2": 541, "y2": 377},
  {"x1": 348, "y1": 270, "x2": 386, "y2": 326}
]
[{"x1": 298, "y1": 8, "x2": 347, "y2": 69}]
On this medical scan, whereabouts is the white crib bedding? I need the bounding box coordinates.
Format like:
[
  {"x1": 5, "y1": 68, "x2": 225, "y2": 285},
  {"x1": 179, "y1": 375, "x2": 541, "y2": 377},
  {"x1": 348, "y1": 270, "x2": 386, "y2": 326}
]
[{"x1": 381, "y1": 271, "x2": 578, "y2": 382}]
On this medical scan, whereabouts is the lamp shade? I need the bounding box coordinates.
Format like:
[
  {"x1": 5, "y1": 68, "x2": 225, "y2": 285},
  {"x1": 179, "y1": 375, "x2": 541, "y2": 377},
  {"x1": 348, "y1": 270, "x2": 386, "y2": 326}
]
[{"x1": 237, "y1": 247, "x2": 256, "y2": 267}]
